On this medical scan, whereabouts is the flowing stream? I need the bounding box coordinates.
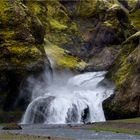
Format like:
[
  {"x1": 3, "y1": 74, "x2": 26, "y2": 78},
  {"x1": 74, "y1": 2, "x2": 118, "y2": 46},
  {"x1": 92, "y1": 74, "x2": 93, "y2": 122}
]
[{"x1": 22, "y1": 71, "x2": 114, "y2": 124}]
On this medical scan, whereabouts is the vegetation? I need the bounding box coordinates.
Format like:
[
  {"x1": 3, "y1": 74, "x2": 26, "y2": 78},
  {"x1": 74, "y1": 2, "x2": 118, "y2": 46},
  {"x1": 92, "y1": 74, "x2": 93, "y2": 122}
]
[
  {"x1": 91, "y1": 126, "x2": 140, "y2": 135},
  {"x1": 113, "y1": 117, "x2": 140, "y2": 123},
  {"x1": 0, "y1": 133, "x2": 54, "y2": 140},
  {"x1": 45, "y1": 41, "x2": 86, "y2": 70},
  {"x1": 90, "y1": 118, "x2": 140, "y2": 135}
]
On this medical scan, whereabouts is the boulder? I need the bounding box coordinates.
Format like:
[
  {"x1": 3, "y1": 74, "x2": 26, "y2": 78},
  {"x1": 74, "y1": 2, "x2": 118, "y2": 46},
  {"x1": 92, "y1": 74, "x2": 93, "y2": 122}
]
[{"x1": 2, "y1": 123, "x2": 22, "y2": 130}]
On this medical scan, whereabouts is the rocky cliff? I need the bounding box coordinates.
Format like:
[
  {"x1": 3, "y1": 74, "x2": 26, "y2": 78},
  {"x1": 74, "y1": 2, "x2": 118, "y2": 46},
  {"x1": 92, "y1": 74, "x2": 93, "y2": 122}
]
[{"x1": 0, "y1": 0, "x2": 140, "y2": 122}]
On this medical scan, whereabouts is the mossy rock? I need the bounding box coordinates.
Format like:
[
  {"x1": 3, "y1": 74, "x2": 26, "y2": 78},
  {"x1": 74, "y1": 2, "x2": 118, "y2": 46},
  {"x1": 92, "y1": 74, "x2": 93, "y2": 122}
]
[
  {"x1": 2, "y1": 123, "x2": 22, "y2": 130},
  {"x1": 75, "y1": 0, "x2": 98, "y2": 17},
  {"x1": 0, "y1": 0, "x2": 51, "y2": 113},
  {"x1": 104, "y1": 31, "x2": 140, "y2": 119},
  {"x1": 45, "y1": 41, "x2": 86, "y2": 71}
]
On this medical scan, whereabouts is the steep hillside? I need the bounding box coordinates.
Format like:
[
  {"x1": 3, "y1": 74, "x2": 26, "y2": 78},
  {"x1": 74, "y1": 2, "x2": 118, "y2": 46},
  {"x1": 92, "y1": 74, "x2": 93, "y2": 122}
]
[{"x1": 103, "y1": 0, "x2": 140, "y2": 119}]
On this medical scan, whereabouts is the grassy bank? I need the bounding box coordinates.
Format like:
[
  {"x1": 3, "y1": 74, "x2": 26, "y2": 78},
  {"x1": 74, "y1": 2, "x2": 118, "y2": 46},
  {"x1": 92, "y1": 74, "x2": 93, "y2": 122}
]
[
  {"x1": 0, "y1": 133, "x2": 49, "y2": 140},
  {"x1": 0, "y1": 133, "x2": 73, "y2": 140},
  {"x1": 90, "y1": 118, "x2": 140, "y2": 135},
  {"x1": 112, "y1": 117, "x2": 140, "y2": 123}
]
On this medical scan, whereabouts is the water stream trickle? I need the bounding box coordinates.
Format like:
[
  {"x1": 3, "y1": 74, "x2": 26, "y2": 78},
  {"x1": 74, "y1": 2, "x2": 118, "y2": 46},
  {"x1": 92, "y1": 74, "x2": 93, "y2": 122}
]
[{"x1": 22, "y1": 71, "x2": 114, "y2": 124}]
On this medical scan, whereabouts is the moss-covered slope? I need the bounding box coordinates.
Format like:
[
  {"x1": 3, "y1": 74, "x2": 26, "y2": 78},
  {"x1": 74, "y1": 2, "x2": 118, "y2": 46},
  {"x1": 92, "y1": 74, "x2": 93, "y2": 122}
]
[
  {"x1": 103, "y1": 31, "x2": 140, "y2": 119},
  {"x1": 0, "y1": 0, "x2": 51, "y2": 120}
]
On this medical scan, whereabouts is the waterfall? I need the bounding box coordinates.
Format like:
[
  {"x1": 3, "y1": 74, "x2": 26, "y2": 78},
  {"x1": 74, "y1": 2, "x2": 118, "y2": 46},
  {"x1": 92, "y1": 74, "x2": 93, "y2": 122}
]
[{"x1": 22, "y1": 71, "x2": 114, "y2": 124}]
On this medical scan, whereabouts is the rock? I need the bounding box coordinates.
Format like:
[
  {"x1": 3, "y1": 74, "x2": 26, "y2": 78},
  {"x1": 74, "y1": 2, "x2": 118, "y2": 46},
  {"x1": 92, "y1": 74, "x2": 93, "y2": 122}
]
[
  {"x1": 103, "y1": 32, "x2": 140, "y2": 120},
  {"x1": 75, "y1": 0, "x2": 135, "y2": 70},
  {"x1": 0, "y1": 0, "x2": 51, "y2": 114},
  {"x1": 2, "y1": 123, "x2": 22, "y2": 130}
]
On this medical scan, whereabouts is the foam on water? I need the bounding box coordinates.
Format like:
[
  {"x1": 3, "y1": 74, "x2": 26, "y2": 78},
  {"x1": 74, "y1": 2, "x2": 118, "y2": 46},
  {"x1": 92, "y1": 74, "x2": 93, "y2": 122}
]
[{"x1": 22, "y1": 71, "x2": 114, "y2": 124}]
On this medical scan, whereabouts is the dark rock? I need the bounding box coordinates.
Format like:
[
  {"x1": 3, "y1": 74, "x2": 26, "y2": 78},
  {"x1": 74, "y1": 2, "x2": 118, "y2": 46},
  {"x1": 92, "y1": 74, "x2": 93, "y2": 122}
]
[{"x1": 2, "y1": 123, "x2": 22, "y2": 130}]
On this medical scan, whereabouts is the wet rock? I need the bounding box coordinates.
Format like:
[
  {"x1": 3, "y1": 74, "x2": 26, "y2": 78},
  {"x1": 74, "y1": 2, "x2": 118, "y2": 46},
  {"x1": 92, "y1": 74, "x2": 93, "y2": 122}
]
[{"x1": 2, "y1": 123, "x2": 22, "y2": 130}]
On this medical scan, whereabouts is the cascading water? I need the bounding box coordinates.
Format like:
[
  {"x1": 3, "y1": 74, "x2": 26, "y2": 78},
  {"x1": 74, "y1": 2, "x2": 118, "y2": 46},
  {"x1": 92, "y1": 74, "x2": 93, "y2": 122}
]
[{"x1": 22, "y1": 71, "x2": 114, "y2": 124}]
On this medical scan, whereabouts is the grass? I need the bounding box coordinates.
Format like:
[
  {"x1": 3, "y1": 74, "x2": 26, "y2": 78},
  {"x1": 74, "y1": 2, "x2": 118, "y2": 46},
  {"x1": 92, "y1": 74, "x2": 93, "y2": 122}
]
[
  {"x1": 0, "y1": 133, "x2": 49, "y2": 140},
  {"x1": 91, "y1": 126, "x2": 140, "y2": 135},
  {"x1": 112, "y1": 117, "x2": 140, "y2": 123},
  {"x1": 90, "y1": 118, "x2": 140, "y2": 135},
  {"x1": 0, "y1": 133, "x2": 71, "y2": 140}
]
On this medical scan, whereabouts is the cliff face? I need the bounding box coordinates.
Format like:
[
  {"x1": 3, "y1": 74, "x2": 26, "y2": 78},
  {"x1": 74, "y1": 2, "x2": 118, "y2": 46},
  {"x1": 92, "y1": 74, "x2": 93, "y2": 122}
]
[
  {"x1": 0, "y1": 0, "x2": 52, "y2": 121},
  {"x1": 103, "y1": 32, "x2": 140, "y2": 119},
  {"x1": 103, "y1": 1, "x2": 140, "y2": 119},
  {"x1": 0, "y1": 0, "x2": 140, "y2": 122}
]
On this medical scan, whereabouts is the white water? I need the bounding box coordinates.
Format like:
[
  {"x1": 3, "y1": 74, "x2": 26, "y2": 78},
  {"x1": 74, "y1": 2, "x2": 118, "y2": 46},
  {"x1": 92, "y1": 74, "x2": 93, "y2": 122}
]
[{"x1": 22, "y1": 71, "x2": 114, "y2": 124}]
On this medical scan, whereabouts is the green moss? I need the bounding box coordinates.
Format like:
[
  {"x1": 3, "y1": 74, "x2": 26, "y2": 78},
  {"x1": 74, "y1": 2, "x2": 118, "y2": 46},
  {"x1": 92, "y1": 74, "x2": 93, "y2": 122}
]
[
  {"x1": 29, "y1": 2, "x2": 41, "y2": 15},
  {"x1": 7, "y1": 45, "x2": 39, "y2": 56},
  {"x1": 0, "y1": 1, "x2": 13, "y2": 26},
  {"x1": 45, "y1": 41, "x2": 86, "y2": 70},
  {"x1": 107, "y1": 27, "x2": 140, "y2": 87},
  {"x1": 76, "y1": 0, "x2": 97, "y2": 17},
  {"x1": 127, "y1": 0, "x2": 138, "y2": 8},
  {"x1": 45, "y1": 32, "x2": 70, "y2": 46},
  {"x1": 107, "y1": 40, "x2": 138, "y2": 87},
  {"x1": 123, "y1": 31, "x2": 140, "y2": 45},
  {"x1": 114, "y1": 59, "x2": 134, "y2": 86},
  {"x1": 49, "y1": 18, "x2": 67, "y2": 30},
  {"x1": 129, "y1": 9, "x2": 140, "y2": 30},
  {"x1": 69, "y1": 22, "x2": 78, "y2": 31},
  {"x1": 103, "y1": 21, "x2": 113, "y2": 27},
  {"x1": 0, "y1": 30, "x2": 15, "y2": 41},
  {"x1": 0, "y1": 41, "x2": 41, "y2": 67}
]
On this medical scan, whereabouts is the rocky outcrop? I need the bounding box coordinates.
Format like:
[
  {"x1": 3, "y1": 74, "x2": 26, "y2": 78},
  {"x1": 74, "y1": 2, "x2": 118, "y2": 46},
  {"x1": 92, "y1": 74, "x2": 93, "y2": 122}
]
[
  {"x1": 2, "y1": 123, "x2": 22, "y2": 130},
  {"x1": 0, "y1": 0, "x2": 51, "y2": 121},
  {"x1": 102, "y1": 0, "x2": 140, "y2": 120},
  {"x1": 103, "y1": 31, "x2": 140, "y2": 119},
  {"x1": 62, "y1": 0, "x2": 136, "y2": 71}
]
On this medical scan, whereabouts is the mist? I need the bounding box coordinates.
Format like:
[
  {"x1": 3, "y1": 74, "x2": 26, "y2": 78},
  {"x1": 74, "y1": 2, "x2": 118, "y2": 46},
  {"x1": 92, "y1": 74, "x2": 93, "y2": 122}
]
[{"x1": 21, "y1": 70, "x2": 114, "y2": 124}]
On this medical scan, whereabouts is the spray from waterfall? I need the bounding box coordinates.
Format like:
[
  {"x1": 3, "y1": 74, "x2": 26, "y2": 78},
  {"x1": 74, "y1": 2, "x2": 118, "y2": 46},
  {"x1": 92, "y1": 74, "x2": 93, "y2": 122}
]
[{"x1": 21, "y1": 70, "x2": 114, "y2": 124}]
